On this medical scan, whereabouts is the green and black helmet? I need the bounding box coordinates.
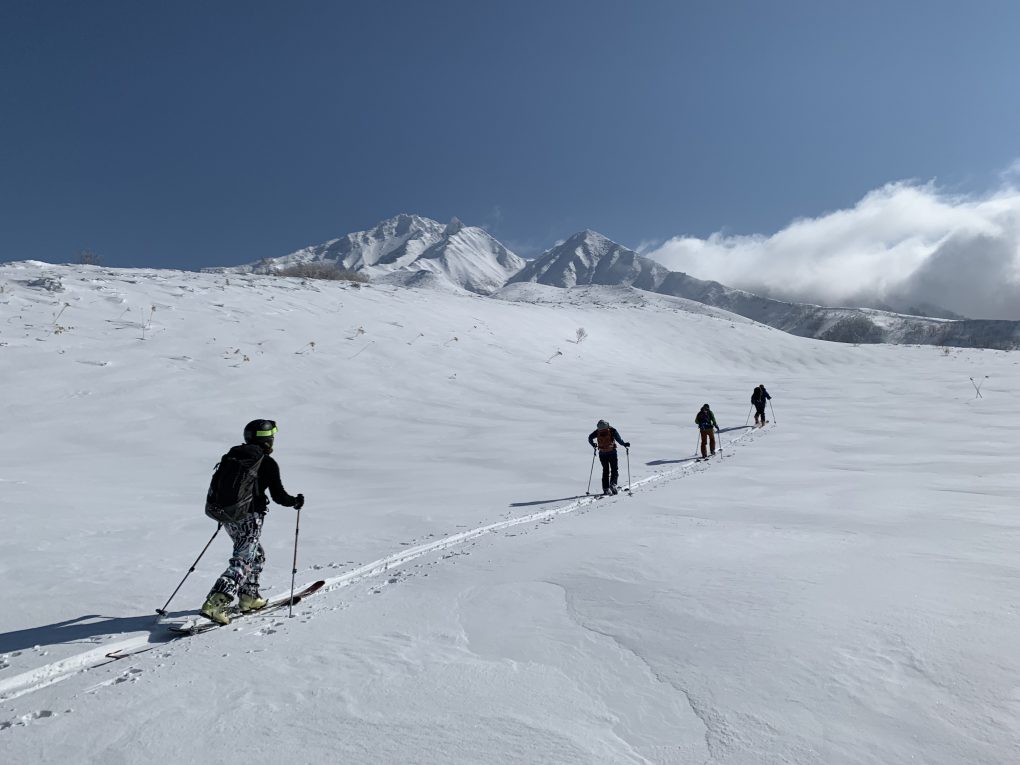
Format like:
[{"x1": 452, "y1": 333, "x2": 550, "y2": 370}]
[{"x1": 244, "y1": 419, "x2": 278, "y2": 447}]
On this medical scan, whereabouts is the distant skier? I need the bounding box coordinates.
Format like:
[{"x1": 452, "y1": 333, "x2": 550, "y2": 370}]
[
  {"x1": 588, "y1": 419, "x2": 630, "y2": 495},
  {"x1": 695, "y1": 404, "x2": 720, "y2": 458},
  {"x1": 751, "y1": 384, "x2": 771, "y2": 426},
  {"x1": 200, "y1": 419, "x2": 305, "y2": 625}
]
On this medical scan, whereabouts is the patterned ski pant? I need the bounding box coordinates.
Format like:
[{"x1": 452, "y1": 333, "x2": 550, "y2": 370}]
[{"x1": 210, "y1": 514, "x2": 265, "y2": 599}]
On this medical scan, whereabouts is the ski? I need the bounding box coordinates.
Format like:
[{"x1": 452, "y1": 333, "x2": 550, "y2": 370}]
[{"x1": 168, "y1": 580, "x2": 326, "y2": 635}]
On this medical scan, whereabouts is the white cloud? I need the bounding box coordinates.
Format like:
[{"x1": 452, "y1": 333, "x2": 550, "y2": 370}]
[{"x1": 643, "y1": 178, "x2": 1020, "y2": 320}]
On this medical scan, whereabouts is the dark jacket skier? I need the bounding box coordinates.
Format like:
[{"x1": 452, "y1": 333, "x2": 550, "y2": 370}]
[
  {"x1": 695, "y1": 404, "x2": 719, "y2": 458},
  {"x1": 588, "y1": 419, "x2": 630, "y2": 495},
  {"x1": 751, "y1": 385, "x2": 772, "y2": 426},
  {"x1": 201, "y1": 419, "x2": 305, "y2": 625}
]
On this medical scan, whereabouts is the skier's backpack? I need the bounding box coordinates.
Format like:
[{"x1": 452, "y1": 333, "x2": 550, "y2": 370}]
[
  {"x1": 596, "y1": 428, "x2": 615, "y2": 451},
  {"x1": 205, "y1": 443, "x2": 265, "y2": 523}
]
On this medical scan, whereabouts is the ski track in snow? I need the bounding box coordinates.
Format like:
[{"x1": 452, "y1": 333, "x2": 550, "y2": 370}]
[{"x1": 0, "y1": 426, "x2": 763, "y2": 715}]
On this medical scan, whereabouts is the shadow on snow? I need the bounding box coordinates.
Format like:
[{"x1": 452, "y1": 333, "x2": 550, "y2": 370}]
[
  {"x1": 0, "y1": 610, "x2": 193, "y2": 654},
  {"x1": 509, "y1": 495, "x2": 587, "y2": 508},
  {"x1": 646, "y1": 456, "x2": 701, "y2": 466}
]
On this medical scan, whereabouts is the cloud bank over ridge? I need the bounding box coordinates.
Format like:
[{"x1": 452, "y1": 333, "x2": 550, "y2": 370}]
[{"x1": 643, "y1": 179, "x2": 1020, "y2": 320}]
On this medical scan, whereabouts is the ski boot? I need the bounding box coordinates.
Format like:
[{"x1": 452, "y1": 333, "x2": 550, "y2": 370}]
[
  {"x1": 200, "y1": 592, "x2": 233, "y2": 625},
  {"x1": 238, "y1": 592, "x2": 268, "y2": 613}
]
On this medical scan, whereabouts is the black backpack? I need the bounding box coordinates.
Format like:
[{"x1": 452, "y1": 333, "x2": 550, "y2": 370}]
[{"x1": 205, "y1": 444, "x2": 265, "y2": 523}]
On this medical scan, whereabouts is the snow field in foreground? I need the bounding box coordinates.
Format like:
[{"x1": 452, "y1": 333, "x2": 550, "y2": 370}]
[{"x1": 1, "y1": 262, "x2": 1018, "y2": 764}]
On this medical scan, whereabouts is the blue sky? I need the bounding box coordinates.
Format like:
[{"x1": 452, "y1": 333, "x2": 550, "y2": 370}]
[{"x1": 1, "y1": 0, "x2": 1018, "y2": 270}]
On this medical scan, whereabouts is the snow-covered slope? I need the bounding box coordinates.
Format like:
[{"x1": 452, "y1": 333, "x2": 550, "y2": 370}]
[
  {"x1": 2, "y1": 261, "x2": 1019, "y2": 764},
  {"x1": 220, "y1": 214, "x2": 524, "y2": 295},
  {"x1": 510, "y1": 230, "x2": 1020, "y2": 349}
]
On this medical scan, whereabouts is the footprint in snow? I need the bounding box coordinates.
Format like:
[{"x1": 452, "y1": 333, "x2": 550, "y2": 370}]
[{"x1": 113, "y1": 668, "x2": 142, "y2": 685}]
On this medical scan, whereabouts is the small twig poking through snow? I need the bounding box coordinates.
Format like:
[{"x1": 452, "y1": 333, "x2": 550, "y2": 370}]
[
  {"x1": 349, "y1": 340, "x2": 375, "y2": 359},
  {"x1": 52, "y1": 302, "x2": 73, "y2": 335},
  {"x1": 140, "y1": 305, "x2": 157, "y2": 340},
  {"x1": 546, "y1": 350, "x2": 563, "y2": 363},
  {"x1": 970, "y1": 376, "x2": 987, "y2": 399},
  {"x1": 408, "y1": 332, "x2": 425, "y2": 345},
  {"x1": 223, "y1": 348, "x2": 251, "y2": 365},
  {"x1": 443, "y1": 336, "x2": 459, "y2": 347},
  {"x1": 295, "y1": 341, "x2": 316, "y2": 355},
  {"x1": 347, "y1": 326, "x2": 366, "y2": 340},
  {"x1": 575, "y1": 327, "x2": 587, "y2": 344}
]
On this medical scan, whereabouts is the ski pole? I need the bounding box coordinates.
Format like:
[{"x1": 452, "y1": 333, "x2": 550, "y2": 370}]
[
  {"x1": 769, "y1": 400, "x2": 777, "y2": 424},
  {"x1": 586, "y1": 447, "x2": 597, "y2": 495},
  {"x1": 625, "y1": 446, "x2": 631, "y2": 493},
  {"x1": 744, "y1": 405, "x2": 753, "y2": 427},
  {"x1": 694, "y1": 433, "x2": 701, "y2": 456},
  {"x1": 289, "y1": 505, "x2": 302, "y2": 618},
  {"x1": 717, "y1": 429, "x2": 723, "y2": 454},
  {"x1": 155, "y1": 524, "x2": 221, "y2": 619}
]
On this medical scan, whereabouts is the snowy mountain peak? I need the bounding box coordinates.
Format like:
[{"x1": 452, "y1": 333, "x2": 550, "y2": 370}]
[
  {"x1": 225, "y1": 213, "x2": 522, "y2": 295},
  {"x1": 508, "y1": 230, "x2": 667, "y2": 289},
  {"x1": 372, "y1": 213, "x2": 445, "y2": 241},
  {"x1": 566, "y1": 228, "x2": 612, "y2": 246}
]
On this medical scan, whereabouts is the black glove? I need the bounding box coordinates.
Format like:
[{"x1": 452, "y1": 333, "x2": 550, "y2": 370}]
[
  {"x1": 293, "y1": 493, "x2": 305, "y2": 510},
  {"x1": 624, "y1": 442, "x2": 631, "y2": 448}
]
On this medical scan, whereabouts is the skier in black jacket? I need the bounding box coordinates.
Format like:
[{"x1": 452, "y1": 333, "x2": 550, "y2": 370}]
[
  {"x1": 201, "y1": 419, "x2": 305, "y2": 625},
  {"x1": 588, "y1": 419, "x2": 630, "y2": 495},
  {"x1": 751, "y1": 385, "x2": 771, "y2": 426}
]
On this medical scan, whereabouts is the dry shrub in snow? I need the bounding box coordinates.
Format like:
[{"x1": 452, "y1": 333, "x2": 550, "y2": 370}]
[{"x1": 277, "y1": 262, "x2": 369, "y2": 283}]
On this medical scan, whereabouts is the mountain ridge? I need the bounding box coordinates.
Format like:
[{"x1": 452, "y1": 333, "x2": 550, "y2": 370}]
[
  {"x1": 211, "y1": 214, "x2": 525, "y2": 295},
  {"x1": 209, "y1": 215, "x2": 1020, "y2": 349}
]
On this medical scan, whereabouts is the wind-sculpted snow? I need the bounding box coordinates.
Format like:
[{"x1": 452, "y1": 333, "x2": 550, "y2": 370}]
[{"x1": 1, "y1": 261, "x2": 1018, "y2": 764}]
